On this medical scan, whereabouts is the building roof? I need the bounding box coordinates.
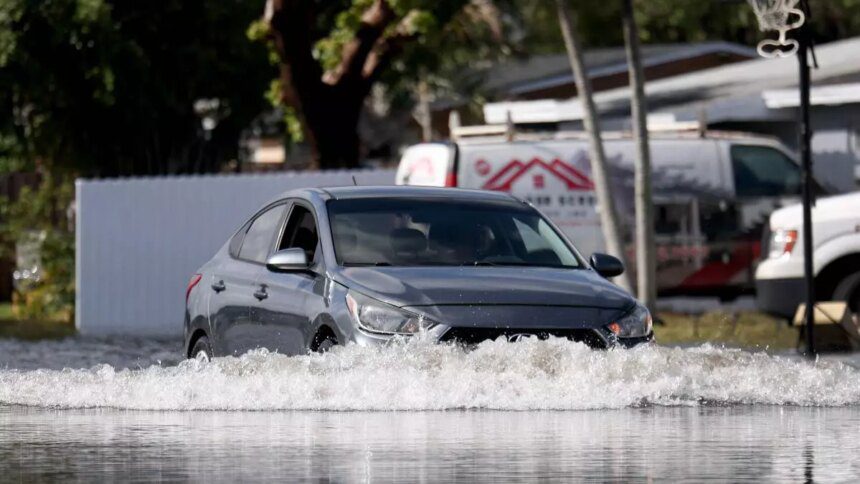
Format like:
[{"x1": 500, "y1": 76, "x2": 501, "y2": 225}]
[
  {"x1": 483, "y1": 36, "x2": 860, "y2": 125},
  {"x1": 762, "y1": 82, "x2": 860, "y2": 109},
  {"x1": 481, "y1": 41, "x2": 757, "y2": 97}
]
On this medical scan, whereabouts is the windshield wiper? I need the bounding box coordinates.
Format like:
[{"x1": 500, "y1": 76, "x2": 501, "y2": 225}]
[{"x1": 461, "y1": 261, "x2": 498, "y2": 267}]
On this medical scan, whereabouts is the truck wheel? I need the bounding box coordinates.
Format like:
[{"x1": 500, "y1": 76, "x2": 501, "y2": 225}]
[{"x1": 833, "y1": 272, "x2": 860, "y2": 325}]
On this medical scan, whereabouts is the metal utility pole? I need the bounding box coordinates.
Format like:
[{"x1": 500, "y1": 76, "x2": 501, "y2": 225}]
[
  {"x1": 797, "y1": 15, "x2": 816, "y2": 357},
  {"x1": 746, "y1": 0, "x2": 816, "y2": 357},
  {"x1": 621, "y1": 0, "x2": 656, "y2": 311},
  {"x1": 555, "y1": 0, "x2": 633, "y2": 292}
]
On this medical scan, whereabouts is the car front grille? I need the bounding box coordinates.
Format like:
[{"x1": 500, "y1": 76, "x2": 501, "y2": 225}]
[{"x1": 439, "y1": 327, "x2": 607, "y2": 349}]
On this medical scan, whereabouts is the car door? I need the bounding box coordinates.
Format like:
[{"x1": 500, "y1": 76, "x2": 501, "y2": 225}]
[
  {"x1": 251, "y1": 202, "x2": 324, "y2": 356},
  {"x1": 209, "y1": 203, "x2": 286, "y2": 356}
]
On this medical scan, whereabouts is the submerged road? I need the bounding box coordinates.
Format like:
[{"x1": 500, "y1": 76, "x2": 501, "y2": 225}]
[{"x1": 1, "y1": 337, "x2": 859, "y2": 481}]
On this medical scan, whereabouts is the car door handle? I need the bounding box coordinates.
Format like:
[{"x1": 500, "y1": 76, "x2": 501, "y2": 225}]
[
  {"x1": 253, "y1": 286, "x2": 268, "y2": 301},
  {"x1": 211, "y1": 280, "x2": 226, "y2": 293}
]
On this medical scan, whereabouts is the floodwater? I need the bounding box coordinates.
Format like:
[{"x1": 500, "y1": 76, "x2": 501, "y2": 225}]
[{"x1": 2, "y1": 337, "x2": 860, "y2": 482}]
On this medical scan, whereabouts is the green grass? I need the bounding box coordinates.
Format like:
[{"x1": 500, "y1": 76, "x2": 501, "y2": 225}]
[
  {"x1": 654, "y1": 311, "x2": 798, "y2": 350},
  {"x1": 0, "y1": 303, "x2": 16, "y2": 320},
  {"x1": 0, "y1": 303, "x2": 75, "y2": 340}
]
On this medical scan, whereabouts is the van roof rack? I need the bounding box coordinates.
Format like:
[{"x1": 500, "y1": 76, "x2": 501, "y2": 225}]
[
  {"x1": 448, "y1": 107, "x2": 719, "y2": 142},
  {"x1": 448, "y1": 121, "x2": 774, "y2": 144}
]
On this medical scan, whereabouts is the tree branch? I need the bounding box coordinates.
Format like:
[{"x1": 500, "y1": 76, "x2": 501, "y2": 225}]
[
  {"x1": 359, "y1": 11, "x2": 421, "y2": 88},
  {"x1": 324, "y1": 0, "x2": 396, "y2": 86},
  {"x1": 360, "y1": 33, "x2": 410, "y2": 85}
]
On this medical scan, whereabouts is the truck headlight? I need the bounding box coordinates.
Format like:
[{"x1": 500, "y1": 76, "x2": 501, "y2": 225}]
[
  {"x1": 346, "y1": 291, "x2": 436, "y2": 335},
  {"x1": 768, "y1": 229, "x2": 797, "y2": 259},
  {"x1": 607, "y1": 304, "x2": 652, "y2": 338}
]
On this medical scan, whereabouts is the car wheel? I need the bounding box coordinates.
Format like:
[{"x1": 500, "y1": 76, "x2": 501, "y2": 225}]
[
  {"x1": 833, "y1": 272, "x2": 860, "y2": 326},
  {"x1": 190, "y1": 335, "x2": 213, "y2": 361},
  {"x1": 313, "y1": 333, "x2": 338, "y2": 353}
]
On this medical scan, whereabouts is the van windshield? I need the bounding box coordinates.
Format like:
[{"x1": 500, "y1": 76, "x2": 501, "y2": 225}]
[
  {"x1": 731, "y1": 145, "x2": 802, "y2": 196},
  {"x1": 327, "y1": 198, "x2": 583, "y2": 268}
]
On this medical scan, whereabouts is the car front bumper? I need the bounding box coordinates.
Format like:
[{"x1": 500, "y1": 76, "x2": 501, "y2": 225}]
[{"x1": 353, "y1": 325, "x2": 653, "y2": 350}]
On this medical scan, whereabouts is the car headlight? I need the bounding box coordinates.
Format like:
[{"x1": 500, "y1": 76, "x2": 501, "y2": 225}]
[
  {"x1": 768, "y1": 229, "x2": 798, "y2": 259},
  {"x1": 607, "y1": 304, "x2": 652, "y2": 338},
  {"x1": 345, "y1": 291, "x2": 437, "y2": 335}
]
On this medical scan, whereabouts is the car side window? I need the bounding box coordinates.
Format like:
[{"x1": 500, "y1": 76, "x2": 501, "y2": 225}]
[
  {"x1": 278, "y1": 205, "x2": 319, "y2": 261},
  {"x1": 731, "y1": 145, "x2": 801, "y2": 197},
  {"x1": 238, "y1": 205, "x2": 286, "y2": 263}
]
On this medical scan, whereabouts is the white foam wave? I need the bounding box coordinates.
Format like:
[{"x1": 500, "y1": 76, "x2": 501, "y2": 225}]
[{"x1": 2, "y1": 338, "x2": 859, "y2": 410}]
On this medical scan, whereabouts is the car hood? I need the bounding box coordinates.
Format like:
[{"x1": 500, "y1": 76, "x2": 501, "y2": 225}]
[{"x1": 331, "y1": 266, "x2": 634, "y2": 310}]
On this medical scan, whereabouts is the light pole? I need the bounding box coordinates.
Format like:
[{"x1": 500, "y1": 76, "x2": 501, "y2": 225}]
[
  {"x1": 193, "y1": 98, "x2": 228, "y2": 173},
  {"x1": 747, "y1": 0, "x2": 816, "y2": 357}
]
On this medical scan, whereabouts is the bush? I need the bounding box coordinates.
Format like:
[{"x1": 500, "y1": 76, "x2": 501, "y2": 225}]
[{"x1": 0, "y1": 173, "x2": 75, "y2": 322}]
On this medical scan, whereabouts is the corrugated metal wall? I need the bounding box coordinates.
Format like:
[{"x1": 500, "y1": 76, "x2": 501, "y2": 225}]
[{"x1": 76, "y1": 169, "x2": 396, "y2": 337}]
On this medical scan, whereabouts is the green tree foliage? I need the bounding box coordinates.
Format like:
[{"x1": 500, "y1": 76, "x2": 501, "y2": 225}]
[
  {"x1": 521, "y1": 0, "x2": 860, "y2": 51},
  {"x1": 258, "y1": 0, "x2": 521, "y2": 168},
  {"x1": 259, "y1": 0, "x2": 860, "y2": 168},
  {"x1": 0, "y1": 0, "x2": 274, "y2": 177},
  {"x1": 0, "y1": 1, "x2": 275, "y2": 317},
  {"x1": 0, "y1": 173, "x2": 74, "y2": 320}
]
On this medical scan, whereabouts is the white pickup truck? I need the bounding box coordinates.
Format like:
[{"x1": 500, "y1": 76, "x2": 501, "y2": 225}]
[{"x1": 756, "y1": 192, "x2": 860, "y2": 322}]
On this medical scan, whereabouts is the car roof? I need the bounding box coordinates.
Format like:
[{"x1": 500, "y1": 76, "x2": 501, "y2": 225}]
[{"x1": 282, "y1": 185, "x2": 521, "y2": 203}]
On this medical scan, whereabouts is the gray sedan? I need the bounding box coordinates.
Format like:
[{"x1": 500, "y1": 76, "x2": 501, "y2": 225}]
[{"x1": 184, "y1": 186, "x2": 653, "y2": 359}]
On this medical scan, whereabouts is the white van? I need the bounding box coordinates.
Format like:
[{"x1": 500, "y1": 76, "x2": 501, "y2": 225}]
[{"x1": 396, "y1": 130, "x2": 816, "y2": 298}]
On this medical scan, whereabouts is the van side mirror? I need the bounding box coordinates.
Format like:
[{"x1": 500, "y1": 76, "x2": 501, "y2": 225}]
[
  {"x1": 590, "y1": 253, "x2": 624, "y2": 278},
  {"x1": 266, "y1": 248, "x2": 309, "y2": 272}
]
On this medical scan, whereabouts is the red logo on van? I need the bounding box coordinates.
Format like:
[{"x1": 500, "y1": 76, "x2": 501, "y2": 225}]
[
  {"x1": 475, "y1": 159, "x2": 491, "y2": 176},
  {"x1": 481, "y1": 158, "x2": 594, "y2": 191},
  {"x1": 408, "y1": 157, "x2": 436, "y2": 177}
]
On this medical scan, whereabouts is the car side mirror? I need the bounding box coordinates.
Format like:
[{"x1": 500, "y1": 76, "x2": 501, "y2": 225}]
[
  {"x1": 590, "y1": 253, "x2": 624, "y2": 278},
  {"x1": 266, "y1": 248, "x2": 309, "y2": 272}
]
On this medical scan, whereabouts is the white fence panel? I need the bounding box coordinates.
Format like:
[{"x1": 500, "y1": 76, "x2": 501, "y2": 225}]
[{"x1": 76, "y1": 169, "x2": 395, "y2": 337}]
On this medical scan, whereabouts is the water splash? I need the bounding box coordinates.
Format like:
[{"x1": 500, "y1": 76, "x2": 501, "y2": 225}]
[{"x1": 1, "y1": 338, "x2": 859, "y2": 410}]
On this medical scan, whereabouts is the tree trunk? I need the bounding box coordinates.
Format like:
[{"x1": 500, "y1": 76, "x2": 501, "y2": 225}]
[
  {"x1": 555, "y1": 0, "x2": 633, "y2": 292},
  {"x1": 266, "y1": 0, "x2": 403, "y2": 170},
  {"x1": 299, "y1": 84, "x2": 364, "y2": 169},
  {"x1": 416, "y1": 78, "x2": 433, "y2": 142},
  {"x1": 622, "y1": 0, "x2": 656, "y2": 311}
]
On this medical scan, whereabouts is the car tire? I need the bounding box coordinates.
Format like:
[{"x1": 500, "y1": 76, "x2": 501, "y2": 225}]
[
  {"x1": 833, "y1": 272, "x2": 860, "y2": 325},
  {"x1": 190, "y1": 335, "x2": 213, "y2": 361},
  {"x1": 313, "y1": 333, "x2": 338, "y2": 353}
]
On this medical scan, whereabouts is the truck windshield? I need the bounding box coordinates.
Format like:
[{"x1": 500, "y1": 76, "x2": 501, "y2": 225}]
[{"x1": 327, "y1": 198, "x2": 582, "y2": 268}]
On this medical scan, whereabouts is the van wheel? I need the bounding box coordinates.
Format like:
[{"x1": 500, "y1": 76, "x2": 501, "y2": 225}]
[
  {"x1": 833, "y1": 272, "x2": 860, "y2": 325},
  {"x1": 191, "y1": 335, "x2": 213, "y2": 361}
]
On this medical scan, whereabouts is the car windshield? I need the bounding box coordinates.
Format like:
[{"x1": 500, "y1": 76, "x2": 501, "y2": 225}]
[{"x1": 327, "y1": 198, "x2": 583, "y2": 268}]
